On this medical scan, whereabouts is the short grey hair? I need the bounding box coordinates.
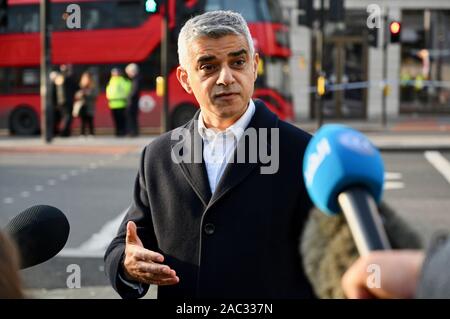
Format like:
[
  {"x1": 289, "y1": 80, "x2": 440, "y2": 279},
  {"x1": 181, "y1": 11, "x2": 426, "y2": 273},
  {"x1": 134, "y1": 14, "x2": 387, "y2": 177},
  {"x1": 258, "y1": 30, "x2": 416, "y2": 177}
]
[
  {"x1": 177, "y1": 10, "x2": 255, "y2": 68},
  {"x1": 125, "y1": 63, "x2": 139, "y2": 76}
]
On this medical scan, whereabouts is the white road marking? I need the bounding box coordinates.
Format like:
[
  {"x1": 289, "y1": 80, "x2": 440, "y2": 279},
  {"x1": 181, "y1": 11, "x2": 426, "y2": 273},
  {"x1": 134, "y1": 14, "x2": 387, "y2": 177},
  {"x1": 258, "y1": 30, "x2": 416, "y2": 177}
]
[
  {"x1": 59, "y1": 210, "x2": 127, "y2": 258},
  {"x1": 34, "y1": 185, "x2": 44, "y2": 192},
  {"x1": 384, "y1": 181, "x2": 405, "y2": 190},
  {"x1": 20, "y1": 191, "x2": 30, "y2": 198},
  {"x1": 3, "y1": 197, "x2": 14, "y2": 204},
  {"x1": 385, "y1": 172, "x2": 402, "y2": 180},
  {"x1": 60, "y1": 174, "x2": 68, "y2": 181},
  {"x1": 425, "y1": 151, "x2": 450, "y2": 185},
  {"x1": 48, "y1": 179, "x2": 56, "y2": 186},
  {"x1": 70, "y1": 170, "x2": 78, "y2": 176}
]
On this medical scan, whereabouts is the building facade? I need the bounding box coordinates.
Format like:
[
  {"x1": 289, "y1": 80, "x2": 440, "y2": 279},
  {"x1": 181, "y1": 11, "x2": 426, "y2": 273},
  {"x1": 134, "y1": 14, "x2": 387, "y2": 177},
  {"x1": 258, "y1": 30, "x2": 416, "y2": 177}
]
[{"x1": 280, "y1": 0, "x2": 450, "y2": 120}]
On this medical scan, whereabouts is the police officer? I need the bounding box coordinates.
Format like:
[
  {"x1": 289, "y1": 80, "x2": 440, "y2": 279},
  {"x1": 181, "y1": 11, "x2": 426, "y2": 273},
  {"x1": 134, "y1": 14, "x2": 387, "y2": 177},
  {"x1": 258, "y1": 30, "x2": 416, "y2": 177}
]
[{"x1": 106, "y1": 68, "x2": 131, "y2": 137}]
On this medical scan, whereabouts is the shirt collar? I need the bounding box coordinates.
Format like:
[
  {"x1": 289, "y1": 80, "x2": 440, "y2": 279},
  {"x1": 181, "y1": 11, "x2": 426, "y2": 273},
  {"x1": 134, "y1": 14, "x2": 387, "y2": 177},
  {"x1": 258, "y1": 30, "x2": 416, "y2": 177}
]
[{"x1": 197, "y1": 99, "x2": 256, "y2": 141}]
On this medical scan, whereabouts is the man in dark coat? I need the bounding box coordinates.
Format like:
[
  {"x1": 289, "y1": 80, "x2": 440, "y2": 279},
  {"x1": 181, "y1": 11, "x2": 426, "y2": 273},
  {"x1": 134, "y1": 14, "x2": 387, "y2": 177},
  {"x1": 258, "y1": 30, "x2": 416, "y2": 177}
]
[
  {"x1": 56, "y1": 64, "x2": 78, "y2": 137},
  {"x1": 104, "y1": 10, "x2": 316, "y2": 299}
]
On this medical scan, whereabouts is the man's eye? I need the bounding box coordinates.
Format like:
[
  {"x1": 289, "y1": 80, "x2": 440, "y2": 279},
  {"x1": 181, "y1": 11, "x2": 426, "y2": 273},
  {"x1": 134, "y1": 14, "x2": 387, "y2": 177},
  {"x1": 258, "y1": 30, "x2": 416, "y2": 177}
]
[
  {"x1": 201, "y1": 64, "x2": 216, "y2": 72},
  {"x1": 233, "y1": 60, "x2": 246, "y2": 67}
]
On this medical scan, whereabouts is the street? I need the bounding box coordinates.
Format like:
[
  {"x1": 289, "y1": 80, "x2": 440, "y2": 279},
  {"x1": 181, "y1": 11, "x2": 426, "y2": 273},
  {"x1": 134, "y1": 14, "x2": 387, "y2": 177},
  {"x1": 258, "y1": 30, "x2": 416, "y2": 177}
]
[{"x1": 1, "y1": 145, "x2": 450, "y2": 293}]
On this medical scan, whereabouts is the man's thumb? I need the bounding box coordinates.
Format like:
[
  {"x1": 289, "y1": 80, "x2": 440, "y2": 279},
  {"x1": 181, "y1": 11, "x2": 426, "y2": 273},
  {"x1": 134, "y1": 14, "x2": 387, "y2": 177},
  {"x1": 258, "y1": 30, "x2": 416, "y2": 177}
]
[{"x1": 126, "y1": 221, "x2": 143, "y2": 246}]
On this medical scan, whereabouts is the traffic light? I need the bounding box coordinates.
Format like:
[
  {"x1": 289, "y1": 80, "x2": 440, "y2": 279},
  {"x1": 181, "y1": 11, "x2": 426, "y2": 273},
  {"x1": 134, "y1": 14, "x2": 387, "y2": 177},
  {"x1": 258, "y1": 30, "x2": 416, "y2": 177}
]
[
  {"x1": 0, "y1": 0, "x2": 7, "y2": 28},
  {"x1": 389, "y1": 21, "x2": 401, "y2": 43},
  {"x1": 145, "y1": 0, "x2": 158, "y2": 13}
]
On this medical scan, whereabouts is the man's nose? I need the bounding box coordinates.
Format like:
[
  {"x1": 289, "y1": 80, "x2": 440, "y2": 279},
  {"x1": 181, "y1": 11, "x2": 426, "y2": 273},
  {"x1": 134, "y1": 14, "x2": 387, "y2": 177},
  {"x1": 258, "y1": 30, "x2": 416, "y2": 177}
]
[{"x1": 216, "y1": 65, "x2": 235, "y2": 86}]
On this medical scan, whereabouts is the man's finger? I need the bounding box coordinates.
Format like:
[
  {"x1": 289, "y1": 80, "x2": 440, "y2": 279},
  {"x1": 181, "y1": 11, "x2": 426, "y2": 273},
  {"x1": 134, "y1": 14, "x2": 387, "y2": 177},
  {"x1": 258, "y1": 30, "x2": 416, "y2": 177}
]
[
  {"x1": 155, "y1": 276, "x2": 180, "y2": 286},
  {"x1": 126, "y1": 221, "x2": 143, "y2": 247},
  {"x1": 137, "y1": 261, "x2": 176, "y2": 276},
  {"x1": 144, "y1": 276, "x2": 179, "y2": 286},
  {"x1": 139, "y1": 271, "x2": 177, "y2": 283},
  {"x1": 132, "y1": 248, "x2": 165, "y2": 263}
]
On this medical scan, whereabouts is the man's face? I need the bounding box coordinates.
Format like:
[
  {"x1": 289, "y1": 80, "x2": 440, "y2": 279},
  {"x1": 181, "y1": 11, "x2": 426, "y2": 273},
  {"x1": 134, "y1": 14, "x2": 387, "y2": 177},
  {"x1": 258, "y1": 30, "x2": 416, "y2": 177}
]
[{"x1": 177, "y1": 34, "x2": 259, "y2": 122}]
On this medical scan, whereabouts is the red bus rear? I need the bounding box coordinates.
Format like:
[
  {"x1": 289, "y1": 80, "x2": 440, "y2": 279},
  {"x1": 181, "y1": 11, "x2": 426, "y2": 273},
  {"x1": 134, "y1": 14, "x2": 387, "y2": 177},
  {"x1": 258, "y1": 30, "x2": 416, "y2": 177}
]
[{"x1": 0, "y1": 0, "x2": 293, "y2": 135}]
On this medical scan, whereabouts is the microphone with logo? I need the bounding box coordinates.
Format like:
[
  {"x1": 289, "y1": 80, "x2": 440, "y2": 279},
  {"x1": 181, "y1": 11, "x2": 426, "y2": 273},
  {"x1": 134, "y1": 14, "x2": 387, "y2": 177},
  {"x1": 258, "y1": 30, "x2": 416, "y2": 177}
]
[
  {"x1": 3, "y1": 205, "x2": 70, "y2": 269},
  {"x1": 303, "y1": 124, "x2": 390, "y2": 256}
]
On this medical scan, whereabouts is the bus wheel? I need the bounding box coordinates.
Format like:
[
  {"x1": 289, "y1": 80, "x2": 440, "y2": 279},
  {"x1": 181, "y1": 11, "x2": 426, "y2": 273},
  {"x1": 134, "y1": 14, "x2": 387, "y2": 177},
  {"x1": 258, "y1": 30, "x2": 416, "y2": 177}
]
[
  {"x1": 9, "y1": 106, "x2": 40, "y2": 136},
  {"x1": 171, "y1": 104, "x2": 198, "y2": 129}
]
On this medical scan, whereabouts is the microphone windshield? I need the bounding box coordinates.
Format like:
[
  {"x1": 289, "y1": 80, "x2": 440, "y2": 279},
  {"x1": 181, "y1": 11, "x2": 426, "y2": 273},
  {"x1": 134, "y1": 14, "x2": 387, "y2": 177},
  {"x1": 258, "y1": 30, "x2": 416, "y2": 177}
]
[
  {"x1": 4, "y1": 205, "x2": 70, "y2": 269},
  {"x1": 303, "y1": 125, "x2": 384, "y2": 215}
]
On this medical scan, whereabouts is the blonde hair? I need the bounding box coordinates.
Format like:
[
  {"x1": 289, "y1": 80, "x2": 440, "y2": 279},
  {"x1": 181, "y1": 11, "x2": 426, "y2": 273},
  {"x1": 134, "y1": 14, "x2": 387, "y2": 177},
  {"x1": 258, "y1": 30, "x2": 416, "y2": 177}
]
[{"x1": 0, "y1": 231, "x2": 24, "y2": 299}]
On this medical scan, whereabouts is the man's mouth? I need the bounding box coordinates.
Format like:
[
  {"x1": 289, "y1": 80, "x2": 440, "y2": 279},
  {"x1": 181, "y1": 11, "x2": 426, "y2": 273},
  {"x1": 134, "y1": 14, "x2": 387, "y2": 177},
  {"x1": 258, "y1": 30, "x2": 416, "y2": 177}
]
[{"x1": 214, "y1": 92, "x2": 239, "y2": 98}]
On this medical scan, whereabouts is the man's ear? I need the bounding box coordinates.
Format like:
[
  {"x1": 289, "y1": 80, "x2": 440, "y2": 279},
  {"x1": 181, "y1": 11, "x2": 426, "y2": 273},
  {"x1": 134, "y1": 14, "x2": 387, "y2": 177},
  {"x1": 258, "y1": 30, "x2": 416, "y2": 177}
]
[
  {"x1": 176, "y1": 66, "x2": 192, "y2": 94},
  {"x1": 253, "y1": 53, "x2": 260, "y2": 81}
]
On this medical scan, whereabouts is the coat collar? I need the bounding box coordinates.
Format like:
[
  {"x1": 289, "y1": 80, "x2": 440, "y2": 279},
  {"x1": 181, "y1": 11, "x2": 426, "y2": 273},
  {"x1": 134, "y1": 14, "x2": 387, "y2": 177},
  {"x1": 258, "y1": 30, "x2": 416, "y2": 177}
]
[{"x1": 170, "y1": 99, "x2": 279, "y2": 208}]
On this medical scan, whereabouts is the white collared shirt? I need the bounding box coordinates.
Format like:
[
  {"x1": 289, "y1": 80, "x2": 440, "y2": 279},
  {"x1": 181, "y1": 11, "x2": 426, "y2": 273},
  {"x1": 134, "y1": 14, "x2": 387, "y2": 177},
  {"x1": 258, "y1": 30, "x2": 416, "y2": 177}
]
[{"x1": 198, "y1": 100, "x2": 256, "y2": 194}]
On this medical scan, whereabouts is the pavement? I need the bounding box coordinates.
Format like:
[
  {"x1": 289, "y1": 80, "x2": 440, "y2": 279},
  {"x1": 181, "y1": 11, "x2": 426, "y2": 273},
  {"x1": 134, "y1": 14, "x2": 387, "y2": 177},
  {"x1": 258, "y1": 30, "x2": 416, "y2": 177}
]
[
  {"x1": 3, "y1": 114, "x2": 450, "y2": 299},
  {"x1": 25, "y1": 285, "x2": 158, "y2": 299},
  {"x1": 1, "y1": 115, "x2": 449, "y2": 153}
]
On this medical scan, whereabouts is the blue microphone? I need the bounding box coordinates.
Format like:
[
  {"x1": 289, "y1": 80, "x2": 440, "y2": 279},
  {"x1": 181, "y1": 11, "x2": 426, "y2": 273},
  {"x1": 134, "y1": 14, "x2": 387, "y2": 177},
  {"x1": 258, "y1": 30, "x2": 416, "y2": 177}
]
[{"x1": 303, "y1": 124, "x2": 390, "y2": 255}]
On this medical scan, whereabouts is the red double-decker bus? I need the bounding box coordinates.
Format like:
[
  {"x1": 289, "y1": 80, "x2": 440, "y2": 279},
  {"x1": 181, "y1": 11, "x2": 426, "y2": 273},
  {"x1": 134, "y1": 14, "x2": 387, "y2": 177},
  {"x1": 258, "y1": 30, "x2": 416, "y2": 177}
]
[{"x1": 0, "y1": 0, "x2": 293, "y2": 135}]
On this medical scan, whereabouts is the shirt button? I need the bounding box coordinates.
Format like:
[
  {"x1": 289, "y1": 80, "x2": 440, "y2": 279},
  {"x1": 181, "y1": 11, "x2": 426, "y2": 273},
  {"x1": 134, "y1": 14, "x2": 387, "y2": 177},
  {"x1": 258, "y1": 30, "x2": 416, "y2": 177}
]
[{"x1": 204, "y1": 223, "x2": 215, "y2": 235}]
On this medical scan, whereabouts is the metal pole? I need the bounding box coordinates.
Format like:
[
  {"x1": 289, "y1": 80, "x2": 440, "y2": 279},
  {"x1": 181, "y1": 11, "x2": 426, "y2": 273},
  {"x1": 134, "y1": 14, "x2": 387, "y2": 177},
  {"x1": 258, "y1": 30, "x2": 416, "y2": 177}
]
[
  {"x1": 160, "y1": 0, "x2": 170, "y2": 133},
  {"x1": 40, "y1": 0, "x2": 52, "y2": 142},
  {"x1": 316, "y1": 0, "x2": 325, "y2": 129},
  {"x1": 381, "y1": 11, "x2": 388, "y2": 127}
]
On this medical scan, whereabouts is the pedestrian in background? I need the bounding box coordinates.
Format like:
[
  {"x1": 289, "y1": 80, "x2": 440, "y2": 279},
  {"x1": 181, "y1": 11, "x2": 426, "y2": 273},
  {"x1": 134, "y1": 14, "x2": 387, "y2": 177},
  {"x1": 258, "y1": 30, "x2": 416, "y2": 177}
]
[
  {"x1": 106, "y1": 68, "x2": 131, "y2": 137},
  {"x1": 74, "y1": 71, "x2": 98, "y2": 137},
  {"x1": 55, "y1": 64, "x2": 78, "y2": 137},
  {"x1": 49, "y1": 70, "x2": 61, "y2": 136},
  {"x1": 125, "y1": 63, "x2": 141, "y2": 137}
]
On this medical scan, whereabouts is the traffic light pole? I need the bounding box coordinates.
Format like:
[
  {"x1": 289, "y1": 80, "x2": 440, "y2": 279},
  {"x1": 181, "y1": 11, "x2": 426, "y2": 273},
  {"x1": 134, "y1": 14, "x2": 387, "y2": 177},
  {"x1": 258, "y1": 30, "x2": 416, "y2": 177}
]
[
  {"x1": 160, "y1": 0, "x2": 170, "y2": 133},
  {"x1": 315, "y1": 0, "x2": 325, "y2": 129},
  {"x1": 381, "y1": 12, "x2": 388, "y2": 128},
  {"x1": 40, "y1": 0, "x2": 53, "y2": 143}
]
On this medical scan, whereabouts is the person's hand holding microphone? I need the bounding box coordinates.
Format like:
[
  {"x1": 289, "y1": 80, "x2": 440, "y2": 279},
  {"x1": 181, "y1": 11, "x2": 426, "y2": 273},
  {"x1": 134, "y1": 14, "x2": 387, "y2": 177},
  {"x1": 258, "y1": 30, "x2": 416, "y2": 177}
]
[{"x1": 123, "y1": 221, "x2": 179, "y2": 286}]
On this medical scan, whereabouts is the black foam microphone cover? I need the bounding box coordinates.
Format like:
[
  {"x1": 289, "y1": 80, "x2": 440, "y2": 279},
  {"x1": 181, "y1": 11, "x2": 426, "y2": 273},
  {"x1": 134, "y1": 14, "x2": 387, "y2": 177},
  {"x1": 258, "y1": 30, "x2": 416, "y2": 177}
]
[{"x1": 4, "y1": 205, "x2": 70, "y2": 269}]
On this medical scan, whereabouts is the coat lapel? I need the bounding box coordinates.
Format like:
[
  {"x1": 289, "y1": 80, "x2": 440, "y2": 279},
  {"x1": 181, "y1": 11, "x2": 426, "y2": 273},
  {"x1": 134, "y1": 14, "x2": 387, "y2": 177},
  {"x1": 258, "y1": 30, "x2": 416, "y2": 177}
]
[{"x1": 171, "y1": 111, "x2": 212, "y2": 207}]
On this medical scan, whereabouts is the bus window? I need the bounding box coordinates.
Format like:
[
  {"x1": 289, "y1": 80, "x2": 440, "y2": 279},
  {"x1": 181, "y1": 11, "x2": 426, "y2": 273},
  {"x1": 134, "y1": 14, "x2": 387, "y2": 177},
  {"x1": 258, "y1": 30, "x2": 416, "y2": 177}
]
[
  {"x1": 265, "y1": 0, "x2": 284, "y2": 24},
  {"x1": 204, "y1": 0, "x2": 221, "y2": 12},
  {"x1": 6, "y1": 5, "x2": 39, "y2": 33},
  {"x1": 0, "y1": 69, "x2": 8, "y2": 94},
  {"x1": 115, "y1": 0, "x2": 143, "y2": 28},
  {"x1": 51, "y1": 2, "x2": 114, "y2": 31},
  {"x1": 4, "y1": 1, "x2": 145, "y2": 33},
  {"x1": 205, "y1": 0, "x2": 282, "y2": 23},
  {"x1": 0, "y1": 68, "x2": 39, "y2": 94}
]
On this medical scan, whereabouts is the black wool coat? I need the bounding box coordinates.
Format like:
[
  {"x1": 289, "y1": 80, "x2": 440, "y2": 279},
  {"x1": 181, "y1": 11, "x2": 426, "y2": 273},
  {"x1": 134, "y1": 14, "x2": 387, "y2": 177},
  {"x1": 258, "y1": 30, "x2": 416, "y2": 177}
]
[{"x1": 104, "y1": 100, "x2": 316, "y2": 299}]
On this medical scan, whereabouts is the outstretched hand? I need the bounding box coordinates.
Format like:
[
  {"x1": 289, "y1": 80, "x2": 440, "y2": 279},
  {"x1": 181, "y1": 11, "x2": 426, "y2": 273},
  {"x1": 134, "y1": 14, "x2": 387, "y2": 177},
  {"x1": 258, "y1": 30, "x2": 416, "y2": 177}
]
[{"x1": 123, "y1": 221, "x2": 179, "y2": 286}]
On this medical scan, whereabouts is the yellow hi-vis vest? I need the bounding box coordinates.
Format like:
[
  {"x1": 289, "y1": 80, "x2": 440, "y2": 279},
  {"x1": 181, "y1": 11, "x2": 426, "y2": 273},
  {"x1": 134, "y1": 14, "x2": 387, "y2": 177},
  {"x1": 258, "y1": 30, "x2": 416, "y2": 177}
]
[{"x1": 106, "y1": 76, "x2": 131, "y2": 109}]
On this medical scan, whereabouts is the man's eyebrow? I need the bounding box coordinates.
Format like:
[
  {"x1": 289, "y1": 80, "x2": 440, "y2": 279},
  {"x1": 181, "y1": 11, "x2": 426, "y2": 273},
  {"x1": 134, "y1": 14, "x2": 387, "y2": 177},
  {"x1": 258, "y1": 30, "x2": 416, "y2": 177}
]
[
  {"x1": 228, "y1": 49, "x2": 247, "y2": 57},
  {"x1": 197, "y1": 55, "x2": 216, "y2": 64}
]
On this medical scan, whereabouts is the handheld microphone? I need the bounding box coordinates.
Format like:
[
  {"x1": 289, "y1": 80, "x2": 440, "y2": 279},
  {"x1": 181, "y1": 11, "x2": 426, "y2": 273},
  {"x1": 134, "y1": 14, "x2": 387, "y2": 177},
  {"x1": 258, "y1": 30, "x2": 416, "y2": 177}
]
[
  {"x1": 3, "y1": 205, "x2": 70, "y2": 269},
  {"x1": 303, "y1": 124, "x2": 390, "y2": 256}
]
